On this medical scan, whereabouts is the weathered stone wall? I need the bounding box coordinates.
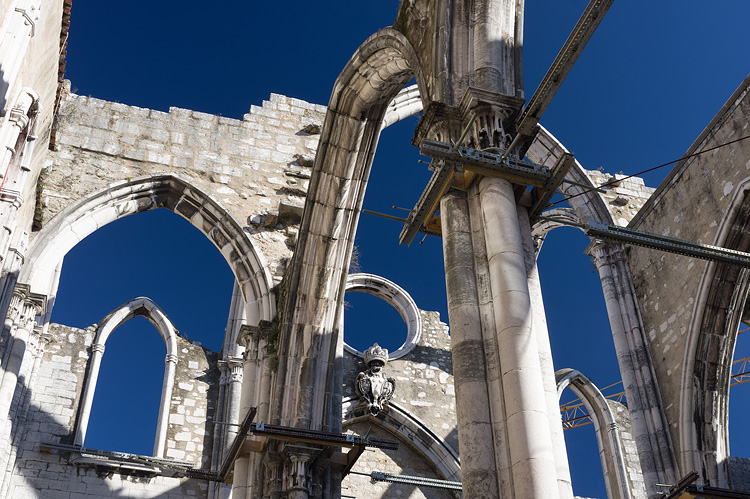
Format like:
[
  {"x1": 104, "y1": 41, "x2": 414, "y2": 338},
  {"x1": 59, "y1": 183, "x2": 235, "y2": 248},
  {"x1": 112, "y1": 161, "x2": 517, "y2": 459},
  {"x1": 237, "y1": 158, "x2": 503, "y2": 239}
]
[
  {"x1": 7, "y1": 321, "x2": 219, "y2": 498},
  {"x1": 4, "y1": 0, "x2": 63, "y2": 233},
  {"x1": 608, "y1": 399, "x2": 647, "y2": 498},
  {"x1": 341, "y1": 423, "x2": 456, "y2": 499},
  {"x1": 729, "y1": 456, "x2": 750, "y2": 492},
  {"x1": 585, "y1": 170, "x2": 654, "y2": 227},
  {"x1": 43, "y1": 90, "x2": 327, "y2": 284},
  {"x1": 627, "y1": 74, "x2": 750, "y2": 459}
]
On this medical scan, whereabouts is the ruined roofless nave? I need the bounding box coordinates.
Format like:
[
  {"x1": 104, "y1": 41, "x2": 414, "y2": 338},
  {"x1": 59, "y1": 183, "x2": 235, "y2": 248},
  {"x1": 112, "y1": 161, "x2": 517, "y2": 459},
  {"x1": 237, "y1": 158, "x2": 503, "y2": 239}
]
[{"x1": 0, "y1": 1, "x2": 748, "y2": 498}]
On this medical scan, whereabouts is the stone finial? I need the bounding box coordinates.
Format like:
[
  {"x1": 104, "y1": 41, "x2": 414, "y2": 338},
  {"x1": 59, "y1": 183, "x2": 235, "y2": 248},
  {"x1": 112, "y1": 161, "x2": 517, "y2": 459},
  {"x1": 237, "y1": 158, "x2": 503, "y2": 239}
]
[{"x1": 363, "y1": 343, "x2": 388, "y2": 367}]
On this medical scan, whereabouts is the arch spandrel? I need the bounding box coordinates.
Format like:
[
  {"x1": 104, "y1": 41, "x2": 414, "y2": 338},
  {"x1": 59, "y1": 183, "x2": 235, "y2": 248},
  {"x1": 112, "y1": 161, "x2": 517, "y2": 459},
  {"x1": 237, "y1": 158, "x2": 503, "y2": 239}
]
[
  {"x1": 19, "y1": 174, "x2": 274, "y2": 322},
  {"x1": 342, "y1": 397, "x2": 461, "y2": 485},
  {"x1": 619, "y1": 73, "x2": 750, "y2": 487}
]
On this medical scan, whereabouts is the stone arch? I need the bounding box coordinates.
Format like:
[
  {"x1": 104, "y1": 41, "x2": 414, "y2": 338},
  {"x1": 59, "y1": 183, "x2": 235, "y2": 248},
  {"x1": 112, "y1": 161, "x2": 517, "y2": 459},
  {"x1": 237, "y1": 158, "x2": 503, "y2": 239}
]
[
  {"x1": 556, "y1": 369, "x2": 633, "y2": 499},
  {"x1": 679, "y1": 177, "x2": 750, "y2": 487},
  {"x1": 382, "y1": 84, "x2": 422, "y2": 129},
  {"x1": 342, "y1": 396, "x2": 461, "y2": 483},
  {"x1": 531, "y1": 207, "x2": 583, "y2": 253},
  {"x1": 74, "y1": 297, "x2": 178, "y2": 457},
  {"x1": 343, "y1": 273, "x2": 422, "y2": 360},
  {"x1": 274, "y1": 27, "x2": 427, "y2": 430},
  {"x1": 526, "y1": 125, "x2": 615, "y2": 226},
  {"x1": 19, "y1": 173, "x2": 275, "y2": 324}
]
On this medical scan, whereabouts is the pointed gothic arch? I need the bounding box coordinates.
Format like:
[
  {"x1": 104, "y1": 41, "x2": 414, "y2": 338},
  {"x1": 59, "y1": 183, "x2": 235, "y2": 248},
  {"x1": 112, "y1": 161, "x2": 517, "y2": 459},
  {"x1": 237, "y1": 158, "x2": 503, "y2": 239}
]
[
  {"x1": 556, "y1": 369, "x2": 635, "y2": 499},
  {"x1": 680, "y1": 178, "x2": 750, "y2": 487},
  {"x1": 342, "y1": 396, "x2": 461, "y2": 483},
  {"x1": 18, "y1": 173, "x2": 275, "y2": 325},
  {"x1": 74, "y1": 297, "x2": 178, "y2": 457},
  {"x1": 274, "y1": 27, "x2": 427, "y2": 431}
]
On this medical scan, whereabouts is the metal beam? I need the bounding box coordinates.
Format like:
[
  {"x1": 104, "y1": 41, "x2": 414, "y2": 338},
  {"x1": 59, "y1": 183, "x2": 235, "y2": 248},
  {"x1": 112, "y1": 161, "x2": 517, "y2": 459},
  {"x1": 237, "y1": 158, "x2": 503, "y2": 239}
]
[
  {"x1": 400, "y1": 139, "x2": 554, "y2": 245},
  {"x1": 248, "y1": 422, "x2": 399, "y2": 451},
  {"x1": 529, "y1": 152, "x2": 576, "y2": 221},
  {"x1": 420, "y1": 139, "x2": 550, "y2": 186},
  {"x1": 370, "y1": 471, "x2": 463, "y2": 491},
  {"x1": 399, "y1": 159, "x2": 454, "y2": 246},
  {"x1": 515, "y1": 0, "x2": 615, "y2": 137},
  {"x1": 538, "y1": 215, "x2": 750, "y2": 267},
  {"x1": 585, "y1": 221, "x2": 750, "y2": 267},
  {"x1": 39, "y1": 442, "x2": 195, "y2": 470}
]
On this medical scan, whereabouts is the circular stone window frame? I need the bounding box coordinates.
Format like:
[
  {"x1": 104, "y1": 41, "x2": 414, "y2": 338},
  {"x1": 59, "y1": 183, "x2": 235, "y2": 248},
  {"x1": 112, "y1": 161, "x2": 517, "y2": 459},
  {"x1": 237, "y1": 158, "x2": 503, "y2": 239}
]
[{"x1": 343, "y1": 273, "x2": 422, "y2": 360}]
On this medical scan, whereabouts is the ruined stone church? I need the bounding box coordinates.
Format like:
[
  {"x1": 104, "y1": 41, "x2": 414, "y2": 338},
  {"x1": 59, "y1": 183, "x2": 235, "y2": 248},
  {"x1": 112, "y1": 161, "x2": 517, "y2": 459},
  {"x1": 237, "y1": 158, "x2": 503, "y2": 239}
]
[{"x1": 0, "y1": 0, "x2": 749, "y2": 498}]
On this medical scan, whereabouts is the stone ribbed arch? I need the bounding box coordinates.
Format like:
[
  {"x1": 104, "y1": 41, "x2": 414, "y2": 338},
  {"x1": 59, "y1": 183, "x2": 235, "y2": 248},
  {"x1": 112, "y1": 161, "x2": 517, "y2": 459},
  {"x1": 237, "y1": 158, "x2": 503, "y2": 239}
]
[
  {"x1": 342, "y1": 397, "x2": 461, "y2": 483},
  {"x1": 556, "y1": 369, "x2": 634, "y2": 499},
  {"x1": 680, "y1": 182, "x2": 750, "y2": 487},
  {"x1": 19, "y1": 174, "x2": 274, "y2": 323},
  {"x1": 382, "y1": 84, "x2": 422, "y2": 129},
  {"x1": 526, "y1": 125, "x2": 615, "y2": 226},
  {"x1": 74, "y1": 297, "x2": 179, "y2": 458},
  {"x1": 531, "y1": 207, "x2": 581, "y2": 252},
  {"x1": 273, "y1": 28, "x2": 426, "y2": 432}
]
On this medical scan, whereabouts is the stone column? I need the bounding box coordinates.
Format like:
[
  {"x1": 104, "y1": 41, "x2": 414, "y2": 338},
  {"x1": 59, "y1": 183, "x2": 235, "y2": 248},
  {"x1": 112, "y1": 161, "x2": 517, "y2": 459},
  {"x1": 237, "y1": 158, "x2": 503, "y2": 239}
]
[
  {"x1": 74, "y1": 342, "x2": 105, "y2": 446},
  {"x1": 0, "y1": 89, "x2": 38, "y2": 276},
  {"x1": 236, "y1": 322, "x2": 272, "y2": 499},
  {"x1": 263, "y1": 452, "x2": 283, "y2": 499},
  {"x1": 441, "y1": 189, "x2": 502, "y2": 497},
  {"x1": 0, "y1": 322, "x2": 47, "y2": 497},
  {"x1": 589, "y1": 241, "x2": 679, "y2": 494},
  {"x1": 0, "y1": 230, "x2": 27, "y2": 338},
  {"x1": 0, "y1": 284, "x2": 42, "y2": 423},
  {"x1": 283, "y1": 446, "x2": 319, "y2": 499},
  {"x1": 520, "y1": 204, "x2": 573, "y2": 499},
  {"x1": 478, "y1": 176, "x2": 560, "y2": 498},
  {"x1": 153, "y1": 352, "x2": 178, "y2": 457}
]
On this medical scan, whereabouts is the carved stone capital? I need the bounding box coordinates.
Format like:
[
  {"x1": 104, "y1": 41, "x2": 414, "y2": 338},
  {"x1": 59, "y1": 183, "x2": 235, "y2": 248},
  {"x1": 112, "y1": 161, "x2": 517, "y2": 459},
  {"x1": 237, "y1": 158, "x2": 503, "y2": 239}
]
[
  {"x1": 8, "y1": 107, "x2": 29, "y2": 130},
  {"x1": 10, "y1": 283, "x2": 45, "y2": 330},
  {"x1": 282, "y1": 445, "x2": 321, "y2": 497},
  {"x1": 238, "y1": 320, "x2": 274, "y2": 361},
  {"x1": 588, "y1": 239, "x2": 627, "y2": 267},
  {"x1": 262, "y1": 451, "x2": 284, "y2": 498}
]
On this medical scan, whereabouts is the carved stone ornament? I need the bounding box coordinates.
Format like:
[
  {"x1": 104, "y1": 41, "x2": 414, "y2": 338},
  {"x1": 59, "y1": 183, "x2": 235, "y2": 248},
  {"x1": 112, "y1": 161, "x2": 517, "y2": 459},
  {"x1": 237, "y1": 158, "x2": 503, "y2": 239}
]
[{"x1": 355, "y1": 343, "x2": 395, "y2": 415}]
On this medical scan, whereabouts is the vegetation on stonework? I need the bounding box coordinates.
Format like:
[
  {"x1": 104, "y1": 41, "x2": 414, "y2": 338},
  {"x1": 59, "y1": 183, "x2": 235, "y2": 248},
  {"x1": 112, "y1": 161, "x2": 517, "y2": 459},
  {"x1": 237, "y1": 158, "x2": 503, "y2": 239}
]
[{"x1": 266, "y1": 278, "x2": 286, "y2": 371}]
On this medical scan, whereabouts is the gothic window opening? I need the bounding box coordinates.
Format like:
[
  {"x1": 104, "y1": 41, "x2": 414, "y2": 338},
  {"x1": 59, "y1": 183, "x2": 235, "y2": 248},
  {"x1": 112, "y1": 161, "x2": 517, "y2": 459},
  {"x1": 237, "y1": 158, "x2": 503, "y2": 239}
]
[
  {"x1": 559, "y1": 385, "x2": 609, "y2": 498},
  {"x1": 83, "y1": 316, "x2": 166, "y2": 456}
]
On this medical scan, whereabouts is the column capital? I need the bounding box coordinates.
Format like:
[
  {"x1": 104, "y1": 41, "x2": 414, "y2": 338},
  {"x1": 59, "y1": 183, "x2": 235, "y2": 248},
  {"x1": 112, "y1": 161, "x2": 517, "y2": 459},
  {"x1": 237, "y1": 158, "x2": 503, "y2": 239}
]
[
  {"x1": 282, "y1": 444, "x2": 322, "y2": 498},
  {"x1": 238, "y1": 320, "x2": 275, "y2": 361},
  {"x1": 587, "y1": 239, "x2": 627, "y2": 266}
]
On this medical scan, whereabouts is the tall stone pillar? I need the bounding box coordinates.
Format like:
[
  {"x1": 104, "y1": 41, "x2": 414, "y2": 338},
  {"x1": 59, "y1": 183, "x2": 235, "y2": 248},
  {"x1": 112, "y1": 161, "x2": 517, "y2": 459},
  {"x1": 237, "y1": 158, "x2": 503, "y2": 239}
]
[
  {"x1": 478, "y1": 176, "x2": 560, "y2": 497},
  {"x1": 0, "y1": 283, "x2": 42, "y2": 495},
  {"x1": 520, "y1": 204, "x2": 573, "y2": 499},
  {"x1": 0, "y1": 283, "x2": 43, "y2": 422},
  {"x1": 589, "y1": 241, "x2": 679, "y2": 495},
  {"x1": 441, "y1": 189, "x2": 503, "y2": 497},
  {"x1": 0, "y1": 89, "x2": 38, "y2": 279}
]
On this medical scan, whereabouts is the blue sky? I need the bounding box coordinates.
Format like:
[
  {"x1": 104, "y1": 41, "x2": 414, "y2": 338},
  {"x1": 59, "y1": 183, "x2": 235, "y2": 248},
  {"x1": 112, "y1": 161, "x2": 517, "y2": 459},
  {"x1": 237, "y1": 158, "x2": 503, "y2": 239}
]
[{"x1": 52, "y1": 1, "x2": 750, "y2": 496}]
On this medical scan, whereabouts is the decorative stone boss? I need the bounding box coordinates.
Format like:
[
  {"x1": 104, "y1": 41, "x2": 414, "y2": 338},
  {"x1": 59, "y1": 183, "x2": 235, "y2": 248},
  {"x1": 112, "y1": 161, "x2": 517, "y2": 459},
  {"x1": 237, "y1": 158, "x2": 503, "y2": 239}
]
[{"x1": 355, "y1": 343, "x2": 396, "y2": 415}]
